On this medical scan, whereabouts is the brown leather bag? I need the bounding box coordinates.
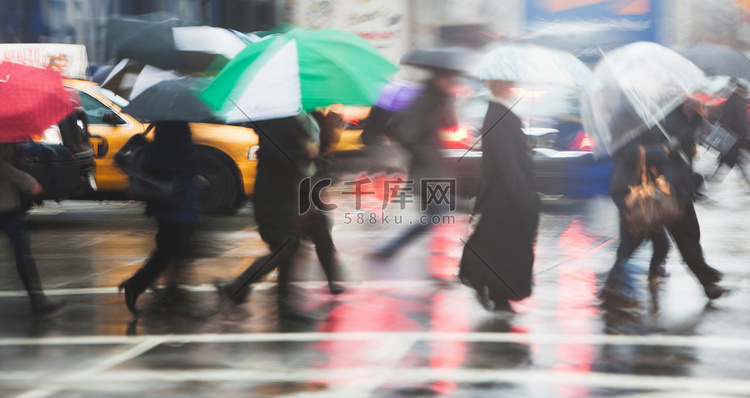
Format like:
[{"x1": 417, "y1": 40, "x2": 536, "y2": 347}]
[{"x1": 624, "y1": 145, "x2": 684, "y2": 235}]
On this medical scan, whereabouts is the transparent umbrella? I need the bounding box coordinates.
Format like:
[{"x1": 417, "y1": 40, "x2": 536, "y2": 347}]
[
  {"x1": 581, "y1": 41, "x2": 706, "y2": 157},
  {"x1": 475, "y1": 42, "x2": 592, "y2": 90}
]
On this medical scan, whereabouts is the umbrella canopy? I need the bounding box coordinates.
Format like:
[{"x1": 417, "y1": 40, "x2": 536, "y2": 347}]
[
  {"x1": 109, "y1": 16, "x2": 183, "y2": 71},
  {"x1": 376, "y1": 80, "x2": 423, "y2": 112},
  {"x1": 475, "y1": 43, "x2": 592, "y2": 90},
  {"x1": 581, "y1": 42, "x2": 706, "y2": 157},
  {"x1": 675, "y1": 43, "x2": 750, "y2": 80},
  {"x1": 400, "y1": 47, "x2": 477, "y2": 74},
  {"x1": 171, "y1": 26, "x2": 252, "y2": 73},
  {"x1": 0, "y1": 62, "x2": 76, "y2": 142},
  {"x1": 101, "y1": 59, "x2": 182, "y2": 100},
  {"x1": 200, "y1": 28, "x2": 398, "y2": 123},
  {"x1": 121, "y1": 77, "x2": 214, "y2": 122},
  {"x1": 109, "y1": 16, "x2": 248, "y2": 73},
  {"x1": 91, "y1": 65, "x2": 115, "y2": 85}
]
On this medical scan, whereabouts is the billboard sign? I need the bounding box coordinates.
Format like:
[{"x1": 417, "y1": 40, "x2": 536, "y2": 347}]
[
  {"x1": 525, "y1": 0, "x2": 658, "y2": 60},
  {"x1": 291, "y1": 0, "x2": 409, "y2": 66},
  {"x1": 0, "y1": 43, "x2": 89, "y2": 80}
]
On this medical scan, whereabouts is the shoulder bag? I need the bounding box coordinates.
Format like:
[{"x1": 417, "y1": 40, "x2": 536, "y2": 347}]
[
  {"x1": 624, "y1": 145, "x2": 684, "y2": 235},
  {"x1": 113, "y1": 126, "x2": 186, "y2": 206}
]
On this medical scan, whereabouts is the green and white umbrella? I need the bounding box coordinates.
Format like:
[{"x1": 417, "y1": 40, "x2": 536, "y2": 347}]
[
  {"x1": 200, "y1": 28, "x2": 399, "y2": 123},
  {"x1": 476, "y1": 43, "x2": 592, "y2": 90}
]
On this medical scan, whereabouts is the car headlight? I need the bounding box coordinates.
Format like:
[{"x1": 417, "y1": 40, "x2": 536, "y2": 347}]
[
  {"x1": 248, "y1": 145, "x2": 259, "y2": 161},
  {"x1": 31, "y1": 125, "x2": 64, "y2": 145}
]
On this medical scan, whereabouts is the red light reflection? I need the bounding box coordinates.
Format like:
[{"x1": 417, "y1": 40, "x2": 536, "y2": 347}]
[
  {"x1": 551, "y1": 219, "x2": 599, "y2": 397},
  {"x1": 429, "y1": 290, "x2": 469, "y2": 395}
]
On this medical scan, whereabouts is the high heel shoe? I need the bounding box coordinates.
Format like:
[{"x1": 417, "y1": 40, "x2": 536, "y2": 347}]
[{"x1": 118, "y1": 279, "x2": 142, "y2": 315}]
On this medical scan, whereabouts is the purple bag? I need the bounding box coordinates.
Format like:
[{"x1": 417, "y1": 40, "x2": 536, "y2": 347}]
[{"x1": 376, "y1": 80, "x2": 423, "y2": 112}]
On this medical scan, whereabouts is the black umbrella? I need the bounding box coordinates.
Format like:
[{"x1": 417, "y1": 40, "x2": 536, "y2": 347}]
[
  {"x1": 121, "y1": 78, "x2": 214, "y2": 122},
  {"x1": 91, "y1": 65, "x2": 114, "y2": 85},
  {"x1": 108, "y1": 16, "x2": 249, "y2": 73},
  {"x1": 676, "y1": 43, "x2": 750, "y2": 79},
  {"x1": 400, "y1": 47, "x2": 478, "y2": 74},
  {"x1": 108, "y1": 16, "x2": 189, "y2": 71}
]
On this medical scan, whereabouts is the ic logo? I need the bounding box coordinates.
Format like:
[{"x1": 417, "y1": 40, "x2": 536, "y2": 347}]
[{"x1": 299, "y1": 177, "x2": 337, "y2": 214}]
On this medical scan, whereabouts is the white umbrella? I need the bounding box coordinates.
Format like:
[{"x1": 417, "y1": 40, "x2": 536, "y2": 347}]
[
  {"x1": 101, "y1": 59, "x2": 182, "y2": 100},
  {"x1": 581, "y1": 42, "x2": 706, "y2": 157},
  {"x1": 172, "y1": 26, "x2": 251, "y2": 61}
]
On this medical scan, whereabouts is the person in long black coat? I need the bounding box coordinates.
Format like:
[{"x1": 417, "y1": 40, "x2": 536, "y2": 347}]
[
  {"x1": 457, "y1": 80, "x2": 541, "y2": 312},
  {"x1": 602, "y1": 100, "x2": 728, "y2": 306},
  {"x1": 118, "y1": 121, "x2": 201, "y2": 315},
  {"x1": 215, "y1": 114, "x2": 344, "y2": 316}
]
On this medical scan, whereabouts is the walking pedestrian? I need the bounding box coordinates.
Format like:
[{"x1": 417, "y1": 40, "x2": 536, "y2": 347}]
[
  {"x1": 709, "y1": 78, "x2": 750, "y2": 186},
  {"x1": 0, "y1": 143, "x2": 67, "y2": 316},
  {"x1": 370, "y1": 69, "x2": 459, "y2": 259},
  {"x1": 214, "y1": 113, "x2": 345, "y2": 318},
  {"x1": 118, "y1": 121, "x2": 201, "y2": 315},
  {"x1": 601, "y1": 99, "x2": 729, "y2": 308},
  {"x1": 457, "y1": 80, "x2": 541, "y2": 313}
]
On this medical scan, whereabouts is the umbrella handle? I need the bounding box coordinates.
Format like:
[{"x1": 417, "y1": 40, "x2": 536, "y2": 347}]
[{"x1": 653, "y1": 120, "x2": 690, "y2": 165}]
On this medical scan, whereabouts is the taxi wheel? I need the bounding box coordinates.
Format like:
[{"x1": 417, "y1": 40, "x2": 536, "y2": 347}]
[{"x1": 194, "y1": 151, "x2": 239, "y2": 214}]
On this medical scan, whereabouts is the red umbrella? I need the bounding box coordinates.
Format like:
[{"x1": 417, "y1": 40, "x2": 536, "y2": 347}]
[{"x1": 0, "y1": 62, "x2": 77, "y2": 142}]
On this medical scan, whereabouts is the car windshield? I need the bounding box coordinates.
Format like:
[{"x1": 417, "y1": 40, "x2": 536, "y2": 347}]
[{"x1": 90, "y1": 85, "x2": 130, "y2": 108}]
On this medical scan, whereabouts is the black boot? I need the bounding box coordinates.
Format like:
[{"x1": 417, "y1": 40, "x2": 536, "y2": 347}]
[
  {"x1": 703, "y1": 283, "x2": 730, "y2": 300},
  {"x1": 214, "y1": 280, "x2": 251, "y2": 305},
  {"x1": 29, "y1": 294, "x2": 67, "y2": 317},
  {"x1": 119, "y1": 278, "x2": 146, "y2": 316},
  {"x1": 277, "y1": 297, "x2": 317, "y2": 322},
  {"x1": 328, "y1": 282, "x2": 346, "y2": 295},
  {"x1": 17, "y1": 260, "x2": 67, "y2": 316}
]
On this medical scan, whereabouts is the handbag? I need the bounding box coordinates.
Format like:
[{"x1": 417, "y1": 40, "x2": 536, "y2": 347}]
[
  {"x1": 114, "y1": 129, "x2": 186, "y2": 206},
  {"x1": 695, "y1": 120, "x2": 739, "y2": 159},
  {"x1": 624, "y1": 146, "x2": 684, "y2": 235}
]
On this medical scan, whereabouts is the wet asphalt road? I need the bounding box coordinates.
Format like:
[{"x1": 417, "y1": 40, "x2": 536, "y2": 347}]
[{"x1": 2, "y1": 169, "x2": 750, "y2": 398}]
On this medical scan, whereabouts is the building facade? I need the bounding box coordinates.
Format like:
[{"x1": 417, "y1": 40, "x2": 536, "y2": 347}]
[{"x1": 2, "y1": 0, "x2": 750, "y2": 66}]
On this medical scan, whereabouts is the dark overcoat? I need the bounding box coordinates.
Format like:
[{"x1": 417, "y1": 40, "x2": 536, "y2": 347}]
[
  {"x1": 458, "y1": 101, "x2": 540, "y2": 302},
  {"x1": 252, "y1": 115, "x2": 317, "y2": 246},
  {"x1": 144, "y1": 121, "x2": 200, "y2": 225}
]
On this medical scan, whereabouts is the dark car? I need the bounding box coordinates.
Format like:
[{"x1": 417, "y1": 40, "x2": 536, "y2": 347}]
[
  {"x1": 455, "y1": 84, "x2": 613, "y2": 199},
  {"x1": 16, "y1": 107, "x2": 97, "y2": 205}
]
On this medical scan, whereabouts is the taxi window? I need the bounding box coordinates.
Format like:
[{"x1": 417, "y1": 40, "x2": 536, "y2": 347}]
[{"x1": 77, "y1": 91, "x2": 114, "y2": 125}]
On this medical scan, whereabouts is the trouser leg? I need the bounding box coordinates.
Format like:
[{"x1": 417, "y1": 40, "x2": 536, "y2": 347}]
[
  {"x1": 649, "y1": 228, "x2": 670, "y2": 274},
  {"x1": 666, "y1": 204, "x2": 722, "y2": 286},
  {"x1": 2, "y1": 212, "x2": 37, "y2": 292},
  {"x1": 305, "y1": 211, "x2": 340, "y2": 285},
  {"x1": 128, "y1": 220, "x2": 193, "y2": 293},
  {"x1": 601, "y1": 200, "x2": 645, "y2": 300},
  {"x1": 2, "y1": 211, "x2": 66, "y2": 315},
  {"x1": 734, "y1": 147, "x2": 750, "y2": 187},
  {"x1": 230, "y1": 235, "x2": 300, "y2": 298}
]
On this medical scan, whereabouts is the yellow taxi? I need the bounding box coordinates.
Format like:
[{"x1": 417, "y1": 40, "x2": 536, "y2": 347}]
[
  {"x1": 66, "y1": 79, "x2": 367, "y2": 214},
  {"x1": 66, "y1": 79, "x2": 260, "y2": 214}
]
